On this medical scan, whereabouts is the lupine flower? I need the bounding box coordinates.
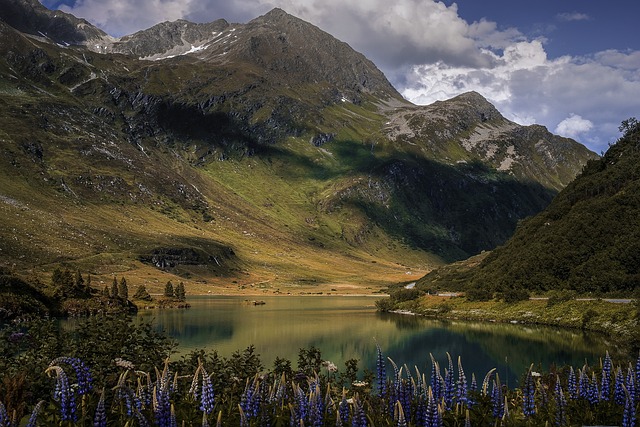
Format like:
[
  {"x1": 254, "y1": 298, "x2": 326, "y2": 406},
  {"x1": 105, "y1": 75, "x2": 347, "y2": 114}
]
[
  {"x1": 309, "y1": 383, "x2": 324, "y2": 427},
  {"x1": 491, "y1": 377, "x2": 504, "y2": 419},
  {"x1": 153, "y1": 371, "x2": 172, "y2": 427},
  {"x1": 554, "y1": 376, "x2": 567, "y2": 427},
  {"x1": 567, "y1": 366, "x2": 577, "y2": 399},
  {"x1": 46, "y1": 365, "x2": 77, "y2": 422},
  {"x1": 623, "y1": 384, "x2": 637, "y2": 427},
  {"x1": 429, "y1": 354, "x2": 441, "y2": 401},
  {"x1": 338, "y1": 389, "x2": 350, "y2": 426},
  {"x1": 456, "y1": 356, "x2": 468, "y2": 406},
  {"x1": 375, "y1": 344, "x2": 387, "y2": 399},
  {"x1": 626, "y1": 365, "x2": 636, "y2": 406},
  {"x1": 601, "y1": 351, "x2": 613, "y2": 401},
  {"x1": 50, "y1": 357, "x2": 93, "y2": 395},
  {"x1": 588, "y1": 372, "x2": 599, "y2": 405},
  {"x1": 25, "y1": 400, "x2": 45, "y2": 427},
  {"x1": 443, "y1": 353, "x2": 455, "y2": 411},
  {"x1": 615, "y1": 367, "x2": 627, "y2": 405},
  {"x1": 523, "y1": 366, "x2": 536, "y2": 417},
  {"x1": 482, "y1": 368, "x2": 496, "y2": 396},
  {"x1": 351, "y1": 394, "x2": 367, "y2": 427},
  {"x1": 578, "y1": 368, "x2": 589, "y2": 399},
  {"x1": 94, "y1": 389, "x2": 107, "y2": 427},
  {"x1": 394, "y1": 400, "x2": 407, "y2": 427},
  {"x1": 425, "y1": 386, "x2": 442, "y2": 427},
  {"x1": 0, "y1": 401, "x2": 10, "y2": 427}
]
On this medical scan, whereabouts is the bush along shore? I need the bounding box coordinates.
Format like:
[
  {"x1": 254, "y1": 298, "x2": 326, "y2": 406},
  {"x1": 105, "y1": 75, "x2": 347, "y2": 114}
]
[
  {"x1": 0, "y1": 315, "x2": 639, "y2": 426},
  {"x1": 377, "y1": 293, "x2": 640, "y2": 354}
]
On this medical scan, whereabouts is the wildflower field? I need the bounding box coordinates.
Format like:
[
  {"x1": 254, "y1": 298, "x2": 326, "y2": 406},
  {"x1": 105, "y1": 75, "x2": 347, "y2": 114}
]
[{"x1": 0, "y1": 315, "x2": 638, "y2": 426}]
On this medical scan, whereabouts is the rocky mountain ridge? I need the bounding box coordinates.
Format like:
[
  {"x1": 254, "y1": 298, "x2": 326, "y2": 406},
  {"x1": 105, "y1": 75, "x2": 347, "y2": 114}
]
[{"x1": 0, "y1": 0, "x2": 597, "y2": 292}]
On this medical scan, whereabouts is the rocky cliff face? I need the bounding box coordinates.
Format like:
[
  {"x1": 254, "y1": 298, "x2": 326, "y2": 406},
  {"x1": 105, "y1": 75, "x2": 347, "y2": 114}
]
[{"x1": 0, "y1": 1, "x2": 598, "y2": 286}]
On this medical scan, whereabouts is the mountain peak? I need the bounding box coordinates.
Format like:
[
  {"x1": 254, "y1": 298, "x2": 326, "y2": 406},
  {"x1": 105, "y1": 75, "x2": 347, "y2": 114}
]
[{"x1": 0, "y1": 0, "x2": 107, "y2": 44}]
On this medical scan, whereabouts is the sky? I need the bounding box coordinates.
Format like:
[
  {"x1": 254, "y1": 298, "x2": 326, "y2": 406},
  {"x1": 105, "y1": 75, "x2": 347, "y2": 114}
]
[{"x1": 40, "y1": 0, "x2": 640, "y2": 154}]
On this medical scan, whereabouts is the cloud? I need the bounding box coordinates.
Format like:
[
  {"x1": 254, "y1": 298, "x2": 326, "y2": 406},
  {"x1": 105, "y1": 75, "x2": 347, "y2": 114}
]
[
  {"x1": 556, "y1": 12, "x2": 590, "y2": 22},
  {"x1": 555, "y1": 114, "x2": 594, "y2": 139}
]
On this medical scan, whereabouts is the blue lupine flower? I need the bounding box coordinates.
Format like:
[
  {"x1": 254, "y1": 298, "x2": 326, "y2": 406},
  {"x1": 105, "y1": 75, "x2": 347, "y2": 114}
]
[
  {"x1": 94, "y1": 390, "x2": 107, "y2": 427},
  {"x1": 429, "y1": 354, "x2": 443, "y2": 402},
  {"x1": 626, "y1": 365, "x2": 637, "y2": 406},
  {"x1": 395, "y1": 401, "x2": 407, "y2": 427},
  {"x1": 425, "y1": 386, "x2": 442, "y2": 427},
  {"x1": 567, "y1": 366, "x2": 577, "y2": 399},
  {"x1": 46, "y1": 365, "x2": 77, "y2": 422},
  {"x1": 376, "y1": 343, "x2": 387, "y2": 399},
  {"x1": 601, "y1": 351, "x2": 613, "y2": 401},
  {"x1": 0, "y1": 401, "x2": 10, "y2": 427},
  {"x1": 554, "y1": 376, "x2": 567, "y2": 426},
  {"x1": 482, "y1": 368, "x2": 497, "y2": 396},
  {"x1": 443, "y1": 353, "x2": 455, "y2": 411},
  {"x1": 523, "y1": 366, "x2": 536, "y2": 417},
  {"x1": 578, "y1": 368, "x2": 589, "y2": 399},
  {"x1": 456, "y1": 356, "x2": 468, "y2": 406},
  {"x1": 588, "y1": 372, "x2": 599, "y2": 405},
  {"x1": 615, "y1": 367, "x2": 627, "y2": 405},
  {"x1": 351, "y1": 395, "x2": 367, "y2": 427},
  {"x1": 309, "y1": 383, "x2": 324, "y2": 427},
  {"x1": 623, "y1": 385, "x2": 637, "y2": 427},
  {"x1": 200, "y1": 367, "x2": 215, "y2": 415},
  {"x1": 338, "y1": 389, "x2": 350, "y2": 426},
  {"x1": 491, "y1": 378, "x2": 504, "y2": 419},
  {"x1": 25, "y1": 400, "x2": 45, "y2": 427}
]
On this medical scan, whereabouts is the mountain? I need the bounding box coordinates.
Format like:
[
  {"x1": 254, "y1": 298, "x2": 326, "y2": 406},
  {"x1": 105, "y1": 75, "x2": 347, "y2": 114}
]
[
  {"x1": 416, "y1": 119, "x2": 640, "y2": 298},
  {"x1": 0, "y1": 0, "x2": 597, "y2": 293}
]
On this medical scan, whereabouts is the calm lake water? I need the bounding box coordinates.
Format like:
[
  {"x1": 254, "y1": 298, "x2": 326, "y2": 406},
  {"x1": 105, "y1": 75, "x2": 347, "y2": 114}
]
[{"x1": 138, "y1": 295, "x2": 613, "y2": 385}]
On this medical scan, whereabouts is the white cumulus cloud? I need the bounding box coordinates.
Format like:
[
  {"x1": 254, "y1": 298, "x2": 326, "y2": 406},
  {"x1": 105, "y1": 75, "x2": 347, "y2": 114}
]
[{"x1": 555, "y1": 114, "x2": 594, "y2": 139}]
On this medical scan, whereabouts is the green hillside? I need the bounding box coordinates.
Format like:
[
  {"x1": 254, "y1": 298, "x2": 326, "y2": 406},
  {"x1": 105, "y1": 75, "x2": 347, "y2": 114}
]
[
  {"x1": 0, "y1": 4, "x2": 596, "y2": 298},
  {"x1": 417, "y1": 118, "x2": 640, "y2": 298}
]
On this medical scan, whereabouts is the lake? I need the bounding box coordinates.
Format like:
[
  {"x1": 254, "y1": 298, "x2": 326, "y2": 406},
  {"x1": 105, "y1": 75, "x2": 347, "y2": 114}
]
[{"x1": 137, "y1": 295, "x2": 613, "y2": 385}]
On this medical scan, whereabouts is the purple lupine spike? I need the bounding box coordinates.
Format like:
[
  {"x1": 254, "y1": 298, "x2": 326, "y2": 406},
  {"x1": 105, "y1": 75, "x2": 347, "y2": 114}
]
[
  {"x1": 425, "y1": 386, "x2": 442, "y2": 427},
  {"x1": 567, "y1": 366, "x2": 577, "y2": 399},
  {"x1": 491, "y1": 378, "x2": 504, "y2": 419},
  {"x1": 627, "y1": 364, "x2": 637, "y2": 406},
  {"x1": 0, "y1": 401, "x2": 10, "y2": 427},
  {"x1": 25, "y1": 400, "x2": 44, "y2": 427},
  {"x1": 601, "y1": 351, "x2": 613, "y2": 401},
  {"x1": 395, "y1": 401, "x2": 407, "y2": 427},
  {"x1": 615, "y1": 367, "x2": 627, "y2": 405},
  {"x1": 578, "y1": 368, "x2": 589, "y2": 399},
  {"x1": 376, "y1": 344, "x2": 387, "y2": 399},
  {"x1": 443, "y1": 353, "x2": 455, "y2": 411},
  {"x1": 309, "y1": 384, "x2": 324, "y2": 427},
  {"x1": 338, "y1": 389, "x2": 350, "y2": 427},
  {"x1": 46, "y1": 365, "x2": 77, "y2": 422},
  {"x1": 523, "y1": 366, "x2": 536, "y2": 417},
  {"x1": 482, "y1": 368, "x2": 496, "y2": 396},
  {"x1": 554, "y1": 376, "x2": 567, "y2": 427},
  {"x1": 93, "y1": 390, "x2": 107, "y2": 427},
  {"x1": 588, "y1": 372, "x2": 599, "y2": 405},
  {"x1": 622, "y1": 384, "x2": 637, "y2": 427},
  {"x1": 429, "y1": 354, "x2": 442, "y2": 401},
  {"x1": 456, "y1": 356, "x2": 468, "y2": 406},
  {"x1": 49, "y1": 357, "x2": 93, "y2": 395},
  {"x1": 351, "y1": 395, "x2": 367, "y2": 427}
]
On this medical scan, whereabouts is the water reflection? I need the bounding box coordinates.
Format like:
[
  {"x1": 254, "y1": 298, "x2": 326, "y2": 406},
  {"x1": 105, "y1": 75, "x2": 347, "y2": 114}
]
[{"x1": 137, "y1": 296, "x2": 612, "y2": 385}]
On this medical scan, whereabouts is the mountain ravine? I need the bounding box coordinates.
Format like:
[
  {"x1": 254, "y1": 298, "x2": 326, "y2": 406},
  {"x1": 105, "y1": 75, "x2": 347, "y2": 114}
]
[{"x1": 0, "y1": 0, "x2": 597, "y2": 293}]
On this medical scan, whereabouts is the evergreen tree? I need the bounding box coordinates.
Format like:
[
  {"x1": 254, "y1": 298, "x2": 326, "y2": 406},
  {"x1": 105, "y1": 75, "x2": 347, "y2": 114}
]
[
  {"x1": 86, "y1": 274, "x2": 92, "y2": 293},
  {"x1": 174, "y1": 282, "x2": 186, "y2": 302},
  {"x1": 110, "y1": 277, "x2": 118, "y2": 299},
  {"x1": 118, "y1": 277, "x2": 129, "y2": 300},
  {"x1": 102, "y1": 285, "x2": 110, "y2": 297},
  {"x1": 52, "y1": 267, "x2": 74, "y2": 297},
  {"x1": 164, "y1": 281, "x2": 174, "y2": 298},
  {"x1": 133, "y1": 284, "x2": 152, "y2": 301}
]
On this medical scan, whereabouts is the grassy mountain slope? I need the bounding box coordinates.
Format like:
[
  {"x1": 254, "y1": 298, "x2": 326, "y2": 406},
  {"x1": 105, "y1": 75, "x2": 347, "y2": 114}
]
[
  {"x1": 0, "y1": 4, "x2": 597, "y2": 295},
  {"x1": 416, "y1": 119, "x2": 640, "y2": 298}
]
